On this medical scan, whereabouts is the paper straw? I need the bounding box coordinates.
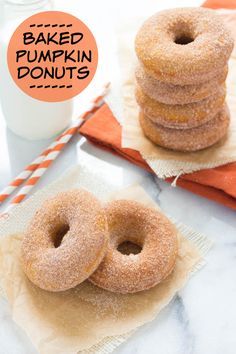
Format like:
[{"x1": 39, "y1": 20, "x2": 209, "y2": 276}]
[
  {"x1": 2, "y1": 82, "x2": 109, "y2": 212},
  {"x1": 0, "y1": 143, "x2": 56, "y2": 204}
]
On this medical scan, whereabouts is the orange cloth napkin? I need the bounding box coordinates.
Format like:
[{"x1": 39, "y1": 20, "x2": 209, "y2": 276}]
[
  {"x1": 203, "y1": 0, "x2": 236, "y2": 9},
  {"x1": 79, "y1": 0, "x2": 236, "y2": 211},
  {"x1": 79, "y1": 104, "x2": 236, "y2": 210}
]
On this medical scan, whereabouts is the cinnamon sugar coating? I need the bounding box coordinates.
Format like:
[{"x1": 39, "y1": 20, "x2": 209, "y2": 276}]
[
  {"x1": 21, "y1": 190, "x2": 108, "y2": 292},
  {"x1": 89, "y1": 200, "x2": 178, "y2": 294},
  {"x1": 135, "y1": 84, "x2": 226, "y2": 129},
  {"x1": 135, "y1": 7, "x2": 234, "y2": 85},
  {"x1": 135, "y1": 65, "x2": 228, "y2": 105},
  {"x1": 139, "y1": 105, "x2": 230, "y2": 152}
]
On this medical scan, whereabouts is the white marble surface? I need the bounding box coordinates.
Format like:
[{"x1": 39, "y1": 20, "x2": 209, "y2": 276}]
[{"x1": 0, "y1": 0, "x2": 236, "y2": 353}]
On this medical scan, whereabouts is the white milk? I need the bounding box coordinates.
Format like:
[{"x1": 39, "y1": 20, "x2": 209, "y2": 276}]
[{"x1": 0, "y1": 1, "x2": 73, "y2": 140}]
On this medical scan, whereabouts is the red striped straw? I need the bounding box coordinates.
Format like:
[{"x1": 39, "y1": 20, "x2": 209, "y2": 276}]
[{"x1": 2, "y1": 82, "x2": 110, "y2": 212}]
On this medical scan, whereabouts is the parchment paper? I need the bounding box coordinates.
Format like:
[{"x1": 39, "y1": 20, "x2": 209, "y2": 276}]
[
  {"x1": 108, "y1": 11, "x2": 236, "y2": 178},
  {"x1": 0, "y1": 165, "x2": 211, "y2": 354}
]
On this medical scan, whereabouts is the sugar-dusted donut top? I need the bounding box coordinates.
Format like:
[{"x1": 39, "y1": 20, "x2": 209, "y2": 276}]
[{"x1": 135, "y1": 7, "x2": 234, "y2": 84}]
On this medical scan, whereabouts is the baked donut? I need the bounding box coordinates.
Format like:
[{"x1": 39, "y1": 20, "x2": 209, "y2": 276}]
[
  {"x1": 135, "y1": 84, "x2": 226, "y2": 129},
  {"x1": 21, "y1": 190, "x2": 108, "y2": 292},
  {"x1": 135, "y1": 65, "x2": 228, "y2": 105},
  {"x1": 135, "y1": 7, "x2": 234, "y2": 85},
  {"x1": 89, "y1": 200, "x2": 178, "y2": 294},
  {"x1": 139, "y1": 105, "x2": 230, "y2": 152}
]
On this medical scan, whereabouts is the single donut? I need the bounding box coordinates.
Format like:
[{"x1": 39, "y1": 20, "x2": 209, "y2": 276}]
[
  {"x1": 89, "y1": 200, "x2": 178, "y2": 294},
  {"x1": 135, "y1": 84, "x2": 226, "y2": 129},
  {"x1": 135, "y1": 65, "x2": 228, "y2": 105},
  {"x1": 139, "y1": 105, "x2": 230, "y2": 152},
  {"x1": 21, "y1": 190, "x2": 108, "y2": 292},
  {"x1": 135, "y1": 7, "x2": 234, "y2": 85}
]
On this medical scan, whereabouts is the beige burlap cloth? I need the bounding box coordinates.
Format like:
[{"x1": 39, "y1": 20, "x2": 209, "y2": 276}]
[
  {"x1": 107, "y1": 11, "x2": 236, "y2": 178},
  {"x1": 0, "y1": 165, "x2": 211, "y2": 354}
]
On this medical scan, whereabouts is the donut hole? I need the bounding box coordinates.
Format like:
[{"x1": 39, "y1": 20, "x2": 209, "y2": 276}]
[
  {"x1": 53, "y1": 224, "x2": 70, "y2": 248},
  {"x1": 174, "y1": 34, "x2": 194, "y2": 45},
  {"x1": 171, "y1": 22, "x2": 195, "y2": 45},
  {"x1": 117, "y1": 241, "x2": 142, "y2": 255}
]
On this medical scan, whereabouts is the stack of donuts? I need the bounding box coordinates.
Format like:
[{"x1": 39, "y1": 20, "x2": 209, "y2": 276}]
[{"x1": 135, "y1": 7, "x2": 234, "y2": 152}]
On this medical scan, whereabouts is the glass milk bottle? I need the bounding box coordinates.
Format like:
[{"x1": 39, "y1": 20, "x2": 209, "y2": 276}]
[{"x1": 0, "y1": 0, "x2": 73, "y2": 140}]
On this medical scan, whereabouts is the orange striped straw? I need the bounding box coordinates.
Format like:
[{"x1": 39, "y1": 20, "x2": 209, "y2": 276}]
[
  {"x1": 0, "y1": 141, "x2": 58, "y2": 204},
  {"x1": 2, "y1": 82, "x2": 110, "y2": 212}
]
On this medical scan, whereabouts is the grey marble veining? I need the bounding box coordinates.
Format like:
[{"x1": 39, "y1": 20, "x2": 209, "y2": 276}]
[
  {"x1": 1, "y1": 139, "x2": 235, "y2": 354},
  {"x1": 115, "y1": 219, "x2": 236, "y2": 354},
  {"x1": 0, "y1": 0, "x2": 235, "y2": 351}
]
